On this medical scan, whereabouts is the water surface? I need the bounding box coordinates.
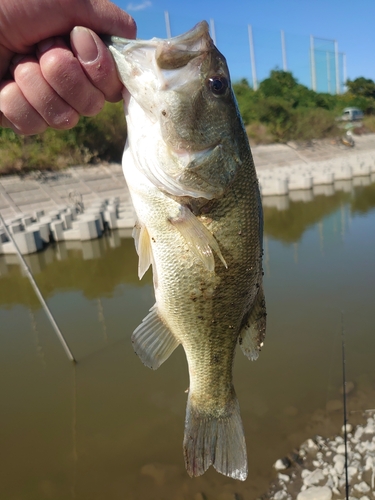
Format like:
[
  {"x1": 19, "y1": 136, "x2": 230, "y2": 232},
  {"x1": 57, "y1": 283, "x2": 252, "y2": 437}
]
[{"x1": 1, "y1": 179, "x2": 375, "y2": 499}]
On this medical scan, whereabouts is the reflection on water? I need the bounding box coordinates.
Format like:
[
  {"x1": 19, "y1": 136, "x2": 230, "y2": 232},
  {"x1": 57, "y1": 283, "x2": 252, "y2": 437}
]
[{"x1": 1, "y1": 180, "x2": 375, "y2": 499}]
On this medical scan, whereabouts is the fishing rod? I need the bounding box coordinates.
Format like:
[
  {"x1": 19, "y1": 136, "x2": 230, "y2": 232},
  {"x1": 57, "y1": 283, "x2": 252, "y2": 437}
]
[
  {"x1": 0, "y1": 213, "x2": 76, "y2": 363},
  {"x1": 341, "y1": 311, "x2": 349, "y2": 500}
]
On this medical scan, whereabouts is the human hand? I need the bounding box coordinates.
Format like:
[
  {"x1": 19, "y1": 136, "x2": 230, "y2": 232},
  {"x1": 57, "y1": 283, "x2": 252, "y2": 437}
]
[{"x1": 0, "y1": 0, "x2": 136, "y2": 135}]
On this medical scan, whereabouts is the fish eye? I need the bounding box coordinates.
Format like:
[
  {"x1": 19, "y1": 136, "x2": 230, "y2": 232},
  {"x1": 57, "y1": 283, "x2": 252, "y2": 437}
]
[{"x1": 208, "y1": 76, "x2": 228, "y2": 96}]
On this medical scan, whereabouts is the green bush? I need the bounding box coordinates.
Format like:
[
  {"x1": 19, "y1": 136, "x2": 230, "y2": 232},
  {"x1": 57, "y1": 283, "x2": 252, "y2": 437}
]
[
  {"x1": 0, "y1": 101, "x2": 126, "y2": 175},
  {"x1": 291, "y1": 108, "x2": 339, "y2": 141},
  {"x1": 1, "y1": 70, "x2": 375, "y2": 171}
]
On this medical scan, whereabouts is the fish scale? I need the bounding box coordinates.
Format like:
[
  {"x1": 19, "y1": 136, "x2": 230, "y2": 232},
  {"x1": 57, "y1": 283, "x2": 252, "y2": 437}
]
[{"x1": 106, "y1": 20, "x2": 266, "y2": 481}]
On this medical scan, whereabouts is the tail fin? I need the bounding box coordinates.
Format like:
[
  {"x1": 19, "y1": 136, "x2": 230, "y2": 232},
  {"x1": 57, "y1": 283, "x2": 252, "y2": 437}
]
[{"x1": 183, "y1": 394, "x2": 247, "y2": 481}]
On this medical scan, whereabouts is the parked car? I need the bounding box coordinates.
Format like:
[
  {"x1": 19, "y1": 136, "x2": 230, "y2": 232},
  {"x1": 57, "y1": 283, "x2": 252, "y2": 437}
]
[{"x1": 338, "y1": 107, "x2": 364, "y2": 121}]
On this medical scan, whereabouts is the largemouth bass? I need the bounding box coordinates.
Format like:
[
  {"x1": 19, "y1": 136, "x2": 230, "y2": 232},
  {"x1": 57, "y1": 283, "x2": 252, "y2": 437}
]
[{"x1": 107, "y1": 21, "x2": 266, "y2": 481}]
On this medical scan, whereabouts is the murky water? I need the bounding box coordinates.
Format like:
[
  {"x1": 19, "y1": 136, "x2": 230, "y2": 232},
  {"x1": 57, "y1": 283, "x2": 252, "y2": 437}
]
[{"x1": 1, "y1": 179, "x2": 375, "y2": 500}]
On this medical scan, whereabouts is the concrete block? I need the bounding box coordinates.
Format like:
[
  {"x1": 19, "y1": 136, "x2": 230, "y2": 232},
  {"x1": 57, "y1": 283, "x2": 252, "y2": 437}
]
[
  {"x1": 51, "y1": 220, "x2": 65, "y2": 241},
  {"x1": 22, "y1": 215, "x2": 34, "y2": 227},
  {"x1": 69, "y1": 207, "x2": 78, "y2": 220},
  {"x1": 352, "y1": 163, "x2": 370, "y2": 177},
  {"x1": 288, "y1": 174, "x2": 312, "y2": 191},
  {"x1": 26, "y1": 228, "x2": 43, "y2": 251},
  {"x1": 62, "y1": 212, "x2": 73, "y2": 230},
  {"x1": 310, "y1": 171, "x2": 334, "y2": 185},
  {"x1": 260, "y1": 178, "x2": 289, "y2": 196},
  {"x1": 85, "y1": 209, "x2": 104, "y2": 231},
  {"x1": 34, "y1": 209, "x2": 45, "y2": 220},
  {"x1": 35, "y1": 222, "x2": 51, "y2": 244},
  {"x1": 116, "y1": 217, "x2": 135, "y2": 229},
  {"x1": 79, "y1": 218, "x2": 100, "y2": 241},
  {"x1": 9, "y1": 222, "x2": 23, "y2": 234},
  {"x1": 62, "y1": 228, "x2": 81, "y2": 240},
  {"x1": 13, "y1": 230, "x2": 37, "y2": 254},
  {"x1": 104, "y1": 209, "x2": 118, "y2": 229},
  {"x1": 331, "y1": 165, "x2": 352, "y2": 181},
  {"x1": 49, "y1": 210, "x2": 61, "y2": 221}
]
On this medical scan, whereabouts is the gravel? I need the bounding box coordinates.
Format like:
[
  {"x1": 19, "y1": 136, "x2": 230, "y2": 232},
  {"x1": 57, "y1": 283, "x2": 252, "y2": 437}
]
[{"x1": 260, "y1": 412, "x2": 375, "y2": 500}]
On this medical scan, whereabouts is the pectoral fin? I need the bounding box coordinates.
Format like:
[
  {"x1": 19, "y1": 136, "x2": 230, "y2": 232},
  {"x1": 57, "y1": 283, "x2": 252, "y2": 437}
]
[
  {"x1": 132, "y1": 305, "x2": 180, "y2": 370},
  {"x1": 132, "y1": 222, "x2": 153, "y2": 279},
  {"x1": 238, "y1": 286, "x2": 266, "y2": 361},
  {"x1": 169, "y1": 206, "x2": 227, "y2": 272}
]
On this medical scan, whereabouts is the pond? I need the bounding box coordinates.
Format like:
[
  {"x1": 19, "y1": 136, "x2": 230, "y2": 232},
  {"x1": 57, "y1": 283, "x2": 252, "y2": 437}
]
[{"x1": 1, "y1": 177, "x2": 375, "y2": 500}]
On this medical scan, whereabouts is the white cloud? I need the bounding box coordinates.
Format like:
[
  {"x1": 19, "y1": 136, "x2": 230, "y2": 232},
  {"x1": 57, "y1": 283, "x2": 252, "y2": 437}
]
[{"x1": 126, "y1": 0, "x2": 152, "y2": 11}]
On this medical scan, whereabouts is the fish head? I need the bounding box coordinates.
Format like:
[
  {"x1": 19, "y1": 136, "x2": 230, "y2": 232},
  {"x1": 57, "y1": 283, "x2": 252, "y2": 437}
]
[{"x1": 106, "y1": 21, "x2": 242, "y2": 155}]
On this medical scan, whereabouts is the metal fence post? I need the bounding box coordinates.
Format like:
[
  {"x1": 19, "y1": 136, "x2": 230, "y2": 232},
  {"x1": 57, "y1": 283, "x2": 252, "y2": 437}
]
[
  {"x1": 335, "y1": 40, "x2": 340, "y2": 94},
  {"x1": 281, "y1": 30, "x2": 287, "y2": 71},
  {"x1": 248, "y1": 25, "x2": 258, "y2": 90},
  {"x1": 209, "y1": 18, "x2": 217, "y2": 46},
  {"x1": 310, "y1": 35, "x2": 316, "y2": 91},
  {"x1": 164, "y1": 10, "x2": 171, "y2": 38}
]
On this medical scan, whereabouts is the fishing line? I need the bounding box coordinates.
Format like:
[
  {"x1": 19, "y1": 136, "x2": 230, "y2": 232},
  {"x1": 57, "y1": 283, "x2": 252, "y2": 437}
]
[
  {"x1": 341, "y1": 310, "x2": 349, "y2": 500},
  {"x1": 324, "y1": 309, "x2": 350, "y2": 500},
  {"x1": 0, "y1": 213, "x2": 76, "y2": 363}
]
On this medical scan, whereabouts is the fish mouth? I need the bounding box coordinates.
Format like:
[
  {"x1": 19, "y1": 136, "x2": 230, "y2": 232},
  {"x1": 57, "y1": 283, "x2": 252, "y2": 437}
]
[
  {"x1": 103, "y1": 21, "x2": 214, "y2": 87},
  {"x1": 104, "y1": 21, "x2": 212, "y2": 66}
]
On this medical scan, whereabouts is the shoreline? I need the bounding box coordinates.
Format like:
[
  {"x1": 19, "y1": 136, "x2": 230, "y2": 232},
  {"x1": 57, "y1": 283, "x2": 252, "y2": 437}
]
[
  {"x1": 0, "y1": 133, "x2": 374, "y2": 254},
  {"x1": 260, "y1": 411, "x2": 375, "y2": 500}
]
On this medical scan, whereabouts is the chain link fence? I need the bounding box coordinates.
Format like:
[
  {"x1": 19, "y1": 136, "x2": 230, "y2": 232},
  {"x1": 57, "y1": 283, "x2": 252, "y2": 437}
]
[{"x1": 133, "y1": 9, "x2": 346, "y2": 94}]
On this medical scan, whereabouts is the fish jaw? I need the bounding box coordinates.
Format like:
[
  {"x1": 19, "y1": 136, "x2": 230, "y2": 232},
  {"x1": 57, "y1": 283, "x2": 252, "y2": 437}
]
[
  {"x1": 107, "y1": 21, "x2": 244, "y2": 201},
  {"x1": 106, "y1": 21, "x2": 215, "y2": 124},
  {"x1": 106, "y1": 20, "x2": 237, "y2": 152}
]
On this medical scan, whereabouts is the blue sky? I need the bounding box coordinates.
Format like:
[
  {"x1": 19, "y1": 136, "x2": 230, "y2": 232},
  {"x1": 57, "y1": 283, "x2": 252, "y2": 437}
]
[{"x1": 113, "y1": 0, "x2": 375, "y2": 93}]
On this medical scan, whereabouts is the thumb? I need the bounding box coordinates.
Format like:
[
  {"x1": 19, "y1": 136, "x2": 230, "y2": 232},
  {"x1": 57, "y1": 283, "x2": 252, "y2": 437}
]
[
  {"x1": 81, "y1": 1, "x2": 137, "y2": 39},
  {"x1": 70, "y1": 27, "x2": 124, "y2": 103}
]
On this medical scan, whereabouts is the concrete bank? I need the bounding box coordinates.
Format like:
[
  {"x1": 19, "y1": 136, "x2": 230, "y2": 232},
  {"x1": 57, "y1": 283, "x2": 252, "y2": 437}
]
[
  {"x1": 261, "y1": 412, "x2": 375, "y2": 500},
  {"x1": 253, "y1": 133, "x2": 375, "y2": 196},
  {"x1": 0, "y1": 134, "x2": 374, "y2": 255}
]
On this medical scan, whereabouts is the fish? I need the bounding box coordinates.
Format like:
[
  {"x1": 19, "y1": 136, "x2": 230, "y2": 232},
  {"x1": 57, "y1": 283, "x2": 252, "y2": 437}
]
[{"x1": 106, "y1": 21, "x2": 266, "y2": 481}]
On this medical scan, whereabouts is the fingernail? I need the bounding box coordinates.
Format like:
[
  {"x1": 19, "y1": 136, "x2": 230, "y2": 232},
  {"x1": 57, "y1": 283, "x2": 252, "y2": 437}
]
[{"x1": 71, "y1": 27, "x2": 99, "y2": 63}]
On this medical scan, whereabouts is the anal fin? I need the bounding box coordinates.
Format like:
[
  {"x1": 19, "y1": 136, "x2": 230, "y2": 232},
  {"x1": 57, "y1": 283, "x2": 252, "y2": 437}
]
[
  {"x1": 132, "y1": 305, "x2": 180, "y2": 370},
  {"x1": 238, "y1": 285, "x2": 267, "y2": 361}
]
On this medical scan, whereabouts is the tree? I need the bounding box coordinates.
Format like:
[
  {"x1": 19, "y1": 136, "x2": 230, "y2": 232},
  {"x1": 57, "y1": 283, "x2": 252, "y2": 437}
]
[{"x1": 346, "y1": 77, "x2": 375, "y2": 99}]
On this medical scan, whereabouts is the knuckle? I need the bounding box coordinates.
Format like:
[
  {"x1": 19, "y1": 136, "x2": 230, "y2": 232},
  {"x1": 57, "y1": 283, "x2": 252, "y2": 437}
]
[{"x1": 81, "y1": 91, "x2": 105, "y2": 117}]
